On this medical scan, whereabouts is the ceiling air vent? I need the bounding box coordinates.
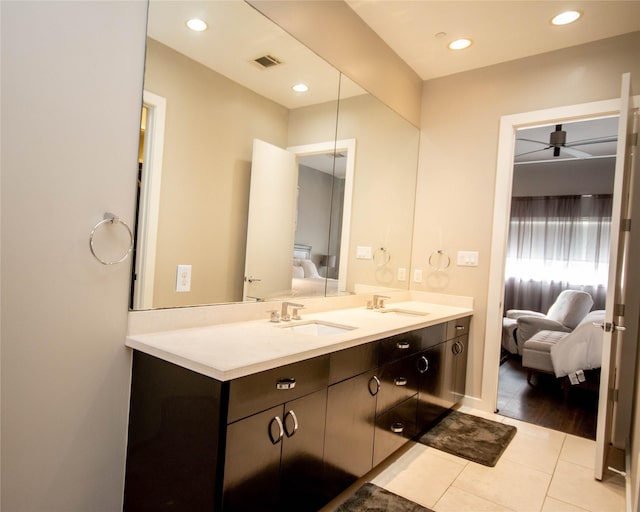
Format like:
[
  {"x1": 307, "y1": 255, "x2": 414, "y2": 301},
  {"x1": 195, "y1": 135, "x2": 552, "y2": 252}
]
[{"x1": 253, "y1": 54, "x2": 282, "y2": 69}]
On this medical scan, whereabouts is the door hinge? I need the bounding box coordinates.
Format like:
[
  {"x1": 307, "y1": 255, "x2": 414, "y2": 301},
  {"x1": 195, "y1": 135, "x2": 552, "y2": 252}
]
[
  {"x1": 631, "y1": 132, "x2": 638, "y2": 147},
  {"x1": 614, "y1": 303, "x2": 626, "y2": 317},
  {"x1": 621, "y1": 218, "x2": 631, "y2": 232},
  {"x1": 611, "y1": 388, "x2": 619, "y2": 402}
]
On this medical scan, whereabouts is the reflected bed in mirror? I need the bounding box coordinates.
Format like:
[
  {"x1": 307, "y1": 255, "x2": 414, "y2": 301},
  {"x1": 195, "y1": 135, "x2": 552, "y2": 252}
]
[{"x1": 131, "y1": 0, "x2": 420, "y2": 310}]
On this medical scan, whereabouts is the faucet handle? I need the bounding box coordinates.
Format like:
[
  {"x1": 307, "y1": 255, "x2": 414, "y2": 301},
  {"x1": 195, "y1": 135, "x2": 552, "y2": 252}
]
[
  {"x1": 291, "y1": 305, "x2": 305, "y2": 320},
  {"x1": 267, "y1": 310, "x2": 281, "y2": 323}
]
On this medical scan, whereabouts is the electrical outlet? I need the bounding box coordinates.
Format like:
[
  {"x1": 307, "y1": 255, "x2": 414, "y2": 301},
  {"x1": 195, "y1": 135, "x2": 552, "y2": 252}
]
[
  {"x1": 397, "y1": 267, "x2": 407, "y2": 281},
  {"x1": 413, "y1": 269, "x2": 423, "y2": 283},
  {"x1": 176, "y1": 264, "x2": 192, "y2": 292}
]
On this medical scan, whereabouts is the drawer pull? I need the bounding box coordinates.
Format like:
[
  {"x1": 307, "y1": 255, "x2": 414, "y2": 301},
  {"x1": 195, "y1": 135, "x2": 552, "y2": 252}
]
[
  {"x1": 276, "y1": 378, "x2": 296, "y2": 390},
  {"x1": 394, "y1": 377, "x2": 408, "y2": 386},
  {"x1": 455, "y1": 325, "x2": 465, "y2": 331},
  {"x1": 368, "y1": 375, "x2": 381, "y2": 396},
  {"x1": 417, "y1": 355, "x2": 429, "y2": 373},
  {"x1": 268, "y1": 416, "x2": 284, "y2": 445},
  {"x1": 284, "y1": 410, "x2": 299, "y2": 438},
  {"x1": 396, "y1": 341, "x2": 410, "y2": 350},
  {"x1": 391, "y1": 422, "x2": 404, "y2": 434}
]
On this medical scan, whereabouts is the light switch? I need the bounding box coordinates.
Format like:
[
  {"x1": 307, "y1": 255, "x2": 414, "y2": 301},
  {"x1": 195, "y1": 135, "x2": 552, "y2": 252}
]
[
  {"x1": 457, "y1": 251, "x2": 479, "y2": 267},
  {"x1": 176, "y1": 264, "x2": 192, "y2": 292},
  {"x1": 356, "y1": 246, "x2": 373, "y2": 260},
  {"x1": 413, "y1": 269, "x2": 423, "y2": 283}
]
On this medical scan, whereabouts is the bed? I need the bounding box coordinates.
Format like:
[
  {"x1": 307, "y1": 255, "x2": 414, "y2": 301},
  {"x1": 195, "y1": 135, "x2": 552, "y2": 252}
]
[{"x1": 292, "y1": 244, "x2": 339, "y2": 297}]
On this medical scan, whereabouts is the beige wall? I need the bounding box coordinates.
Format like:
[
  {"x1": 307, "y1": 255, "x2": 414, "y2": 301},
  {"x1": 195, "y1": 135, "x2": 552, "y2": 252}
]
[
  {"x1": 1, "y1": 1, "x2": 147, "y2": 510},
  {"x1": 289, "y1": 93, "x2": 420, "y2": 292},
  {"x1": 412, "y1": 31, "x2": 640, "y2": 402},
  {"x1": 144, "y1": 39, "x2": 289, "y2": 308}
]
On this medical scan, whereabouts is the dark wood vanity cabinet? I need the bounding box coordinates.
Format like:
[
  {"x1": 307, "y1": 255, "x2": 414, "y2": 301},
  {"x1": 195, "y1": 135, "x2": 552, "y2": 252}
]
[{"x1": 123, "y1": 316, "x2": 471, "y2": 512}]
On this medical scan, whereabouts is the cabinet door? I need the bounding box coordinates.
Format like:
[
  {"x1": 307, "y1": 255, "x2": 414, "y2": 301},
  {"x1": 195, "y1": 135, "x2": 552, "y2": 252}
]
[
  {"x1": 323, "y1": 369, "x2": 378, "y2": 498},
  {"x1": 373, "y1": 395, "x2": 418, "y2": 466},
  {"x1": 417, "y1": 343, "x2": 448, "y2": 432},
  {"x1": 280, "y1": 389, "x2": 328, "y2": 512},
  {"x1": 223, "y1": 405, "x2": 284, "y2": 511}
]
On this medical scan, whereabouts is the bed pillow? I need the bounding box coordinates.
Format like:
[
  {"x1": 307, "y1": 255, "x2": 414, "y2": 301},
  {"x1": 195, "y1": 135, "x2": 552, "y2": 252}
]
[
  {"x1": 292, "y1": 266, "x2": 304, "y2": 278},
  {"x1": 293, "y1": 258, "x2": 302, "y2": 266},
  {"x1": 300, "y1": 259, "x2": 320, "y2": 278}
]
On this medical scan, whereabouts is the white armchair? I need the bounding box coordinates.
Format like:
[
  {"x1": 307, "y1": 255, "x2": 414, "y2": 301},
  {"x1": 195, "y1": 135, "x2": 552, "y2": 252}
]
[{"x1": 502, "y1": 290, "x2": 594, "y2": 355}]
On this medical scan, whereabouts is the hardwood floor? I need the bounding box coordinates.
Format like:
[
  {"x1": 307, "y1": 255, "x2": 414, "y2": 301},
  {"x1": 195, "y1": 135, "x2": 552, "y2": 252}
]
[{"x1": 497, "y1": 355, "x2": 599, "y2": 439}]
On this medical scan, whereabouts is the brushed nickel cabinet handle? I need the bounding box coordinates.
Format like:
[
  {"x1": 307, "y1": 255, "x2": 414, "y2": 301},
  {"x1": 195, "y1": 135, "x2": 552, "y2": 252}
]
[
  {"x1": 268, "y1": 416, "x2": 284, "y2": 445},
  {"x1": 417, "y1": 355, "x2": 429, "y2": 374},
  {"x1": 276, "y1": 378, "x2": 296, "y2": 390},
  {"x1": 396, "y1": 341, "x2": 410, "y2": 350},
  {"x1": 394, "y1": 377, "x2": 408, "y2": 386},
  {"x1": 284, "y1": 410, "x2": 299, "y2": 438},
  {"x1": 391, "y1": 422, "x2": 404, "y2": 434},
  {"x1": 368, "y1": 375, "x2": 381, "y2": 396}
]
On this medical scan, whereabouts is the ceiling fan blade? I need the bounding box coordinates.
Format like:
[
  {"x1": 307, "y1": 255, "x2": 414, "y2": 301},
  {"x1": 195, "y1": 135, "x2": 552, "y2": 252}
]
[
  {"x1": 515, "y1": 146, "x2": 552, "y2": 158},
  {"x1": 516, "y1": 137, "x2": 549, "y2": 147},
  {"x1": 559, "y1": 146, "x2": 592, "y2": 158},
  {"x1": 565, "y1": 136, "x2": 617, "y2": 147}
]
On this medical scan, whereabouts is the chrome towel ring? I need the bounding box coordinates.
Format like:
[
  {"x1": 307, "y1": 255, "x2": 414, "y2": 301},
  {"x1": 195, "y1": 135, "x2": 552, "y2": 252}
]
[
  {"x1": 89, "y1": 212, "x2": 134, "y2": 265},
  {"x1": 373, "y1": 247, "x2": 391, "y2": 267},
  {"x1": 428, "y1": 250, "x2": 451, "y2": 271}
]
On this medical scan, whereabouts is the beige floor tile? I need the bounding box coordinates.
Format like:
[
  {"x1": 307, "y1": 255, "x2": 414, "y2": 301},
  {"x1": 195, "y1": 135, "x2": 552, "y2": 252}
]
[
  {"x1": 435, "y1": 486, "x2": 515, "y2": 511},
  {"x1": 452, "y1": 458, "x2": 551, "y2": 512},
  {"x1": 500, "y1": 427, "x2": 563, "y2": 474},
  {"x1": 547, "y1": 460, "x2": 625, "y2": 512},
  {"x1": 559, "y1": 435, "x2": 595, "y2": 469},
  {"x1": 458, "y1": 405, "x2": 506, "y2": 423},
  {"x1": 372, "y1": 443, "x2": 467, "y2": 508},
  {"x1": 541, "y1": 496, "x2": 589, "y2": 512},
  {"x1": 501, "y1": 417, "x2": 566, "y2": 449}
]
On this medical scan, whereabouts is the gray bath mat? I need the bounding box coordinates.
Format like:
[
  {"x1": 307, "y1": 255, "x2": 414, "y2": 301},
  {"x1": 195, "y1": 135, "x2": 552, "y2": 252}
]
[
  {"x1": 418, "y1": 410, "x2": 516, "y2": 467},
  {"x1": 331, "y1": 482, "x2": 433, "y2": 511}
]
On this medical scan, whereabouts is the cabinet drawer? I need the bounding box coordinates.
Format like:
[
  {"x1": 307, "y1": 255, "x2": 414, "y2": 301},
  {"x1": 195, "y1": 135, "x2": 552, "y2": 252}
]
[
  {"x1": 373, "y1": 395, "x2": 418, "y2": 466},
  {"x1": 379, "y1": 330, "x2": 421, "y2": 364},
  {"x1": 376, "y1": 354, "x2": 420, "y2": 413},
  {"x1": 329, "y1": 342, "x2": 378, "y2": 385},
  {"x1": 446, "y1": 316, "x2": 471, "y2": 340},
  {"x1": 421, "y1": 322, "x2": 447, "y2": 350},
  {"x1": 228, "y1": 355, "x2": 329, "y2": 423}
]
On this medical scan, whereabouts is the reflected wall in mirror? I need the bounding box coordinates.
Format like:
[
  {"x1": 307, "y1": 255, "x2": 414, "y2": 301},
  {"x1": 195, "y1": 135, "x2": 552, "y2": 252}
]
[{"x1": 131, "y1": 0, "x2": 420, "y2": 310}]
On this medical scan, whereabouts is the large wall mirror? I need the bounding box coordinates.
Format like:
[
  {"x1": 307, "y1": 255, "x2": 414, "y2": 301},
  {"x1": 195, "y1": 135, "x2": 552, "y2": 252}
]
[{"x1": 131, "y1": 0, "x2": 420, "y2": 310}]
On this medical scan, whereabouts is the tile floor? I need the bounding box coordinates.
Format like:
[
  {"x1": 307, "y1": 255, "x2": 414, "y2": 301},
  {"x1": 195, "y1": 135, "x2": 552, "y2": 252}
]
[{"x1": 367, "y1": 406, "x2": 626, "y2": 512}]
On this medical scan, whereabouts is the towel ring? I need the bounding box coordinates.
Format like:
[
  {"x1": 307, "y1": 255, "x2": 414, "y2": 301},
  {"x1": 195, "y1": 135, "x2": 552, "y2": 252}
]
[
  {"x1": 373, "y1": 247, "x2": 391, "y2": 267},
  {"x1": 428, "y1": 250, "x2": 450, "y2": 271},
  {"x1": 89, "y1": 212, "x2": 134, "y2": 265}
]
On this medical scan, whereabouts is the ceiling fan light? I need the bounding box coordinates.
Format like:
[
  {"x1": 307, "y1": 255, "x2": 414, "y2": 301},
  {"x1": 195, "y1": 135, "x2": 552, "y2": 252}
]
[
  {"x1": 448, "y1": 38, "x2": 472, "y2": 51},
  {"x1": 551, "y1": 11, "x2": 582, "y2": 26}
]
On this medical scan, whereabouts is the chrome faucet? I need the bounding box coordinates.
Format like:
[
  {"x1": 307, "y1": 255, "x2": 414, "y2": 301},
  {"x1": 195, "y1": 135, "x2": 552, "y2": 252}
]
[
  {"x1": 281, "y1": 301, "x2": 305, "y2": 321},
  {"x1": 373, "y1": 295, "x2": 390, "y2": 309}
]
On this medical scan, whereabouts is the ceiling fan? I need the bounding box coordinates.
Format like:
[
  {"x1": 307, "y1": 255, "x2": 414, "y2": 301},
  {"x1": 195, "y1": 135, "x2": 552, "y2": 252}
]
[{"x1": 516, "y1": 124, "x2": 617, "y2": 160}]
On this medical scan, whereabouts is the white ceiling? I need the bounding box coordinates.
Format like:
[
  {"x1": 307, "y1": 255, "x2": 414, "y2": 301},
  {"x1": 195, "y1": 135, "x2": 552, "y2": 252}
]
[{"x1": 345, "y1": 1, "x2": 640, "y2": 81}]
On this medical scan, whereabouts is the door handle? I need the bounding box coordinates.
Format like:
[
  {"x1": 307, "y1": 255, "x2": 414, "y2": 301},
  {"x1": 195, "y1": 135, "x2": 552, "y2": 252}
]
[
  {"x1": 417, "y1": 355, "x2": 429, "y2": 373},
  {"x1": 245, "y1": 276, "x2": 262, "y2": 283},
  {"x1": 593, "y1": 322, "x2": 626, "y2": 332}
]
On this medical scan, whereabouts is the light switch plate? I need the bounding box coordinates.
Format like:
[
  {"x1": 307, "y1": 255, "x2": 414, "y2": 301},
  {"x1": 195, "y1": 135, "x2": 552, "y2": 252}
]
[
  {"x1": 176, "y1": 264, "x2": 192, "y2": 292},
  {"x1": 356, "y1": 246, "x2": 373, "y2": 259},
  {"x1": 457, "y1": 251, "x2": 479, "y2": 267}
]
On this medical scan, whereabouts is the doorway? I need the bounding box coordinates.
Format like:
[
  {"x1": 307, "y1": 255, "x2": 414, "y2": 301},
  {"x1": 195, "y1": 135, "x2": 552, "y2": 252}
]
[{"x1": 496, "y1": 117, "x2": 618, "y2": 439}]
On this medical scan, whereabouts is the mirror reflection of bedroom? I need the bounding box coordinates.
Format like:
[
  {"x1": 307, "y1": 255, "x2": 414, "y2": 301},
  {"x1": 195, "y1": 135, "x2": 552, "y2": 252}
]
[{"x1": 497, "y1": 116, "x2": 618, "y2": 440}]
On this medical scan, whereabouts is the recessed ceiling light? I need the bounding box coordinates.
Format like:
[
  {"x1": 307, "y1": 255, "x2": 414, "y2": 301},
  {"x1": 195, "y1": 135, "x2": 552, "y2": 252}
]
[
  {"x1": 186, "y1": 18, "x2": 207, "y2": 32},
  {"x1": 550, "y1": 10, "x2": 582, "y2": 26},
  {"x1": 292, "y1": 83, "x2": 309, "y2": 93},
  {"x1": 448, "y1": 38, "x2": 472, "y2": 51}
]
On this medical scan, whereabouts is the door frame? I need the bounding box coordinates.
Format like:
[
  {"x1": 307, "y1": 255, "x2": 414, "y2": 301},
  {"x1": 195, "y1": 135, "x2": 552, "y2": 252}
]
[
  {"x1": 287, "y1": 139, "x2": 356, "y2": 295},
  {"x1": 132, "y1": 90, "x2": 166, "y2": 310},
  {"x1": 482, "y1": 96, "x2": 640, "y2": 415}
]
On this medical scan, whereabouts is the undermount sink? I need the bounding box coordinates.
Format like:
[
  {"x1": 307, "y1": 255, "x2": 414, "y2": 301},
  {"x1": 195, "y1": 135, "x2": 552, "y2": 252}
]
[
  {"x1": 375, "y1": 308, "x2": 429, "y2": 317},
  {"x1": 277, "y1": 320, "x2": 356, "y2": 336}
]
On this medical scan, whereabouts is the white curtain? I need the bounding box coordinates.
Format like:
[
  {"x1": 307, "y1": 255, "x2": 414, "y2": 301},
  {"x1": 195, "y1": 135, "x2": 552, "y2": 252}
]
[{"x1": 504, "y1": 195, "x2": 612, "y2": 313}]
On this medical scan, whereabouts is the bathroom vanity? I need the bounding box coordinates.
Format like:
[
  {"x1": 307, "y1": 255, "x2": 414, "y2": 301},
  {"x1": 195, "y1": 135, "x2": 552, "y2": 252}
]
[{"x1": 123, "y1": 301, "x2": 471, "y2": 511}]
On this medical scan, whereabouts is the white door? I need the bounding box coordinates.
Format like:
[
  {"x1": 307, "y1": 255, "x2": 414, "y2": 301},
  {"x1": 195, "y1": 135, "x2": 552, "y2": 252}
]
[
  {"x1": 244, "y1": 139, "x2": 299, "y2": 301},
  {"x1": 595, "y1": 72, "x2": 638, "y2": 480}
]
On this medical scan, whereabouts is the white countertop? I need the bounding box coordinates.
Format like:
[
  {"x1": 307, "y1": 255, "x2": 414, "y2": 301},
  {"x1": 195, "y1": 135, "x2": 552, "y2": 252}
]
[{"x1": 126, "y1": 300, "x2": 473, "y2": 381}]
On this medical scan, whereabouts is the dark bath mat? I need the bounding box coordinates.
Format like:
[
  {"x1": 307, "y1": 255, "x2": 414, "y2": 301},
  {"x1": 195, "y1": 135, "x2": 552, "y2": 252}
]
[
  {"x1": 331, "y1": 482, "x2": 434, "y2": 512},
  {"x1": 417, "y1": 410, "x2": 516, "y2": 467}
]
